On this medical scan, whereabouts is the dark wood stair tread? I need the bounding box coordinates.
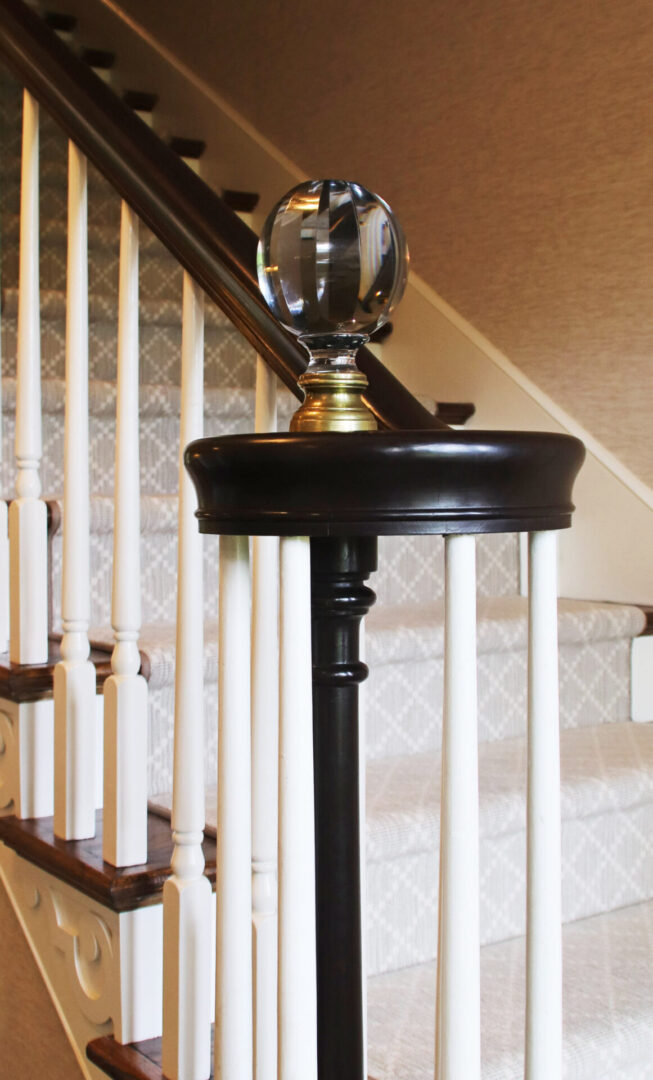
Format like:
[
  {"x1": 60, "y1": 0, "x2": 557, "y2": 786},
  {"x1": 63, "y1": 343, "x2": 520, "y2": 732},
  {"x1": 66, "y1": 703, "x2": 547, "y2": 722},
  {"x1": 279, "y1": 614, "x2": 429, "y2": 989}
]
[
  {"x1": 0, "y1": 636, "x2": 113, "y2": 703},
  {"x1": 88, "y1": 1035, "x2": 169, "y2": 1080},
  {"x1": 221, "y1": 189, "x2": 259, "y2": 213},
  {"x1": 168, "y1": 136, "x2": 206, "y2": 159},
  {"x1": 435, "y1": 401, "x2": 475, "y2": 425},
  {"x1": 80, "y1": 47, "x2": 115, "y2": 69},
  {"x1": 0, "y1": 810, "x2": 216, "y2": 911},
  {"x1": 123, "y1": 90, "x2": 158, "y2": 112},
  {"x1": 43, "y1": 12, "x2": 77, "y2": 33},
  {"x1": 88, "y1": 1034, "x2": 376, "y2": 1080}
]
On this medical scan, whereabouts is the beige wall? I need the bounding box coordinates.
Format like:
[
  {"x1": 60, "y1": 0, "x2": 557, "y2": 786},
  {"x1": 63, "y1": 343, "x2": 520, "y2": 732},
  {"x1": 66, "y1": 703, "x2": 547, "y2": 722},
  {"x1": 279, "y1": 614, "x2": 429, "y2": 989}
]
[
  {"x1": 113, "y1": 0, "x2": 653, "y2": 485},
  {"x1": 0, "y1": 883, "x2": 82, "y2": 1078}
]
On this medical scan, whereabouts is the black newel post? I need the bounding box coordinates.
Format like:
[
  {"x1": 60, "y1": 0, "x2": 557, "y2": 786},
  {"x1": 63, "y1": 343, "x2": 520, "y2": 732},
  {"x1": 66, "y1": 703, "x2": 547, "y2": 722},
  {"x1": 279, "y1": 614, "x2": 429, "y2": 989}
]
[
  {"x1": 310, "y1": 535, "x2": 377, "y2": 1080},
  {"x1": 183, "y1": 176, "x2": 585, "y2": 1080}
]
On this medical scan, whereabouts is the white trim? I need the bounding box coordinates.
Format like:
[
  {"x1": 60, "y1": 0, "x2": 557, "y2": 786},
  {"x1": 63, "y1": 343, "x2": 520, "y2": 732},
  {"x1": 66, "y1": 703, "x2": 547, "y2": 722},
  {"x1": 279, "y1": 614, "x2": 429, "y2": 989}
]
[
  {"x1": 94, "y1": 0, "x2": 304, "y2": 184},
  {"x1": 67, "y1": 0, "x2": 653, "y2": 521},
  {"x1": 408, "y1": 274, "x2": 653, "y2": 512},
  {"x1": 0, "y1": 847, "x2": 95, "y2": 1080}
]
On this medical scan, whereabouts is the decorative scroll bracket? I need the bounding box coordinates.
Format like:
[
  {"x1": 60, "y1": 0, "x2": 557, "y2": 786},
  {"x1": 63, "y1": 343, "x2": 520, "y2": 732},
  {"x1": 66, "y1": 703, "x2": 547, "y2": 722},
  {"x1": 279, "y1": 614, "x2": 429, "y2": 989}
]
[{"x1": 0, "y1": 845, "x2": 163, "y2": 1056}]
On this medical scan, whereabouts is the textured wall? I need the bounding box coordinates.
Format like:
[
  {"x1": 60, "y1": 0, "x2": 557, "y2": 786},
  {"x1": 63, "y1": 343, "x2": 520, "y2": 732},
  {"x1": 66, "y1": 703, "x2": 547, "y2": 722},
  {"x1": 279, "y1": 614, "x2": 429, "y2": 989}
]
[
  {"x1": 0, "y1": 884, "x2": 83, "y2": 1078},
  {"x1": 117, "y1": 0, "x2": 653, "y2": 486}
]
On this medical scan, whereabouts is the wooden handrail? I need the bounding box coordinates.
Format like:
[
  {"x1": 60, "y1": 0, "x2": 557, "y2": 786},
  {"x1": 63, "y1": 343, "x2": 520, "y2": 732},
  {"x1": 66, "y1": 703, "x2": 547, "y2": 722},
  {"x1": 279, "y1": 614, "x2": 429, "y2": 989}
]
[{"x1": 0, "y1": 0, "x2": 449, "y2": 432}]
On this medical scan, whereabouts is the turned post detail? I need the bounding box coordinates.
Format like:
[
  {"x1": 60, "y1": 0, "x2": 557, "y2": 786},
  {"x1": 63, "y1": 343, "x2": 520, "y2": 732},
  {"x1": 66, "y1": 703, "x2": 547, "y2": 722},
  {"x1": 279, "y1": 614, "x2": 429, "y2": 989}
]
[
  {"x1": 184, "y1": 178, "x2": 584, "y2": 1080},
  {"x1": 310, "y1": 536, "x2": 377, "y2": 1080}
]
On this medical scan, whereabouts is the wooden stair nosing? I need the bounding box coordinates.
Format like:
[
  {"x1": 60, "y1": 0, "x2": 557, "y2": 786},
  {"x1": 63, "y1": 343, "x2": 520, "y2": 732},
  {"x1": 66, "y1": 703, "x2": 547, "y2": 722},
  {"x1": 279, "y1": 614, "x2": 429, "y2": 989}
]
[
  {"x1": 43, "y1": 12, "x2": 77, "y2": 33},
  {"x1": 168, "y1": 136, "x2": 206, "y2": 159},
  {"x1": 0, "y1": 810, "x2": 216, "y2": 912},
  {"x1": 0, "y1": 635, "x2": 113, "y2": 703},
  {"x1": 435, "y1": 401, "x2": 475, "y2": 425},
  {"x1": 80, "y1": 47, "x2": 115, "y2": 70},
  {"x1": 123, "y1": 90, "x2": 158, "y2": 113},
  {"x1": 87, "y1": 1033, "x2": 377, "y2": 1080},
  {"x1": 221, "y1": 188, "x2": 260, "y2": 214},
  {"x1": 88, "y1": 1035, "x2": 165, "y2": 1080}
]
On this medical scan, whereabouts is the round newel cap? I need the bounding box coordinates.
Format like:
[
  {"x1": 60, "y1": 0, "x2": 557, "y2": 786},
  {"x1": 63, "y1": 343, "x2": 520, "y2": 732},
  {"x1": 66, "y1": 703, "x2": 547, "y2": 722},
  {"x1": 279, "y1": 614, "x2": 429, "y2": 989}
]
[
  {"x1": 256, "y1": 180, "x2": 408, "y2": 351},
  {"x1": 184, "y1": 430, "x2": 586, "y2": 537}
]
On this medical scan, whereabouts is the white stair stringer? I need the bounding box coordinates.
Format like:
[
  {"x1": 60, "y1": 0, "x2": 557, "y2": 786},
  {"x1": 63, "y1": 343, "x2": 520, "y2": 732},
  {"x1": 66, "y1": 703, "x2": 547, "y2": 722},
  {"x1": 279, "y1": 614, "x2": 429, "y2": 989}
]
[{"x1": 0, "y1": 841, "x2": 163, "y2": 1080}]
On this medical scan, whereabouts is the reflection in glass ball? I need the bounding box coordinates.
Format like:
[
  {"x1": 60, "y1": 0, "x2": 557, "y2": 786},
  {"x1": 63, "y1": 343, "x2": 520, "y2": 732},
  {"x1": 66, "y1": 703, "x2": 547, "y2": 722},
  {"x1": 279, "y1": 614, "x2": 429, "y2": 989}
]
[{"x1": 257, "y1": 180, "x2": 409, "y2": 354}]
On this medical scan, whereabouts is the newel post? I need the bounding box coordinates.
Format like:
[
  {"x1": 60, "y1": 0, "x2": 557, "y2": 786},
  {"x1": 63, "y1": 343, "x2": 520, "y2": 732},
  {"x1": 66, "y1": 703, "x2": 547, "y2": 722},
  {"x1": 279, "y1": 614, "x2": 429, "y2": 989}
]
[
  {"x1": 310, "y1": 536, "x2": 376, "y2": 1080},
  {"x1": 258, "y1": 179, "x2": 408, "y2": 1080},
  {"x1": 186, "y1": 179, "x2": 583, "y2": 1080}
]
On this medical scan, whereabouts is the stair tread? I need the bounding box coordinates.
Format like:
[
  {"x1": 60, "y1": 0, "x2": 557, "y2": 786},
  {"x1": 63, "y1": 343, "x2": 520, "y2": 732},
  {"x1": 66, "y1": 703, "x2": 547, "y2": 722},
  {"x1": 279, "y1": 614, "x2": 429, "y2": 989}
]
[
  {"x1": 0, "y1": 809, "x2": 216, "y2": 912},
  {"x1": 85, "y1": 898, "x2": 653, "y2": 1079},
  {"x1": 365, "y1": 595, "x2": 646, "y2": 664},
  {"x1": 148, "y1": 721, "x2": 653, "y2": 857},
  {"x1": 85, "y1": 596, "x2": 645, "y2": 695},
  {"x1": 89, "y1": 621, "x2": 219, "y2": 690},
  {"x1": 366, "y1": 721, "x2": 653, "y2": 858},
  {"x1": 367, "y1": 899, "x2": 653, "y2": 1080}
]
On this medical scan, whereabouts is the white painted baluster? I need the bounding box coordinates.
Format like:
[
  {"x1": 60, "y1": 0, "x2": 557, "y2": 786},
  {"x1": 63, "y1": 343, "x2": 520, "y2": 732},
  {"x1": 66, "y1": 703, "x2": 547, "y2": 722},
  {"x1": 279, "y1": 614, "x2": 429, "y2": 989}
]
[
  {"x1": 162, "y1": 273, "x2": 211, "y2": 1080},
  {"x1": 278, "y1": 536, "x2": 317, "y2": 1080},
  {"x1": 251, "y1": 357, "x2": 279, "y2": 1080},
  {"x1": 9, "y1": 89, "x2": 48, "y2": 664},
  {"x1": 103, "y1": 202, "x2": 148, "y2": 867},
  {"x1": 216, "y1": 533, "x2": 252, "y2": 1080},
  {"x1": 525, "y1": 530, "x2": 562, "y2": 1080},
  {"x1": 254, "y1": 355, "x2": 277, "y2": 435},
  {"x1": 435, "y1": 533, "x2": 480, "y2": 1080},
  {"x1": 53, "y1": 142, "x2": 96, "y2": 841}
]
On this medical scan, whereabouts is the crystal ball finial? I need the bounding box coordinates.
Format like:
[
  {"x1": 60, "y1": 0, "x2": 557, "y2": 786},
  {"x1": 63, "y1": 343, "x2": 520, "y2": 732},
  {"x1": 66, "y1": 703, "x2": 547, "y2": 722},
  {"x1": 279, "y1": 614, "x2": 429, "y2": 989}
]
[{"x1": 257, "y1": 179, "x2": 409, "y2": 358}]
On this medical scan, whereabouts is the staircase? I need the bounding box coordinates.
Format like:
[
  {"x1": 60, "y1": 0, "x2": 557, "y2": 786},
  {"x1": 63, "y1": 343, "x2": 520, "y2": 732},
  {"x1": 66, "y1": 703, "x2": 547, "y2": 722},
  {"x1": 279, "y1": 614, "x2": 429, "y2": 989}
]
[{"x1": 0, "y1": 7, "x2": 652, "y2": 1080}]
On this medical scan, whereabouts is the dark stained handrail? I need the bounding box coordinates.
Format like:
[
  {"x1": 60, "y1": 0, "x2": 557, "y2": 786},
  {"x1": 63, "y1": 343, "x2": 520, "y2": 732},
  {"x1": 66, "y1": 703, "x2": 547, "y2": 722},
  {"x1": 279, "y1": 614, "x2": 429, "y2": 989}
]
[{"x1": 0, "y1": 0, "x2": 449, "y2": 431}]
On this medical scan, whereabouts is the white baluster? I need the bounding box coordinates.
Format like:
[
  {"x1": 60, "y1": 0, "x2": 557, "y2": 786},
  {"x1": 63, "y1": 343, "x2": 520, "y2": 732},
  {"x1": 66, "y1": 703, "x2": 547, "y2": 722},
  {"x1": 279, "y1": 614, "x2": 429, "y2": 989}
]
[
  {"x1": 525, "y1": 531, "x2": 562, "y2": 1080},
  {"x1": 254, "y1": 355, "x2": 278, "y2": 434},
  {"x1": 435, "y1": 533, "x2": 480, "y2": 1080},
  {"x1": 251, "y1": 358, "x2": 279, "y2": 1080},
  {"x1": 9, "y1": 89, "x2": 48, "y2": 664},
  {"x1": 162, "y1": 273, "x2": 211, "y2": 1080},
  {"x1": 53, "y1": 142, "x2": 96, "y2": 841},
  {"x1": 103, "y1": 202, "x2": 147, "y2": 868},
  {"x1": 216, "y1": 533, "x2": 252, "y2": 1080},
  {"x1": 278, "y1": 536, "x2": 317, "y2": 1080}
]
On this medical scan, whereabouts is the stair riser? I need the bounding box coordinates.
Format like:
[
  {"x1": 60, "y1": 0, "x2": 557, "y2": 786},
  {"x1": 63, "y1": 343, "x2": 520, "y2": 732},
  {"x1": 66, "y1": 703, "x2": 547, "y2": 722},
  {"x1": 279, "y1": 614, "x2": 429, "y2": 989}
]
[
  {"x1": 366, "y1": 635, "x2": 633, "y2": 756},
  {"x1": 50, "y1": 527, "x2": 220, "y2": 629},
  {"x1": 142, "y1": 635, "x2": 632, "y2": 793},
  {"x1": 148, "y1": 679, "x2": 218, "y2": 797},
  {"x1": 366, "y1": 800, "x2": 653, "y2": 975},
  {"x1": 3, "y1": 242, "x2": 187, "y2": 302},
  {"x1": 1, "y1": 405, "x2": 257, "y2": 498},
  {"x1": 1, "y1": 316, "x2": 256, "y2": 387},
  {"x1": 1, "y1": 174, "x2": 120, "y2": 225},
  {"x1": 373, "y1": 532, "x2": 519, "y2": 607},
  {"x1": 41, "y1": 521, "x2": 629, "y2": 746}
]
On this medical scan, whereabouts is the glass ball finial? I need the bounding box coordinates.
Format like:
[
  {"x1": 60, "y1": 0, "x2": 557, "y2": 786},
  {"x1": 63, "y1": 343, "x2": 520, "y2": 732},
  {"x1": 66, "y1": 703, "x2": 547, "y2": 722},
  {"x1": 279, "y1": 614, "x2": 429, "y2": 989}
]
[{"x1": 257, "y1": 180, "x2": 409, "y2": 431}]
